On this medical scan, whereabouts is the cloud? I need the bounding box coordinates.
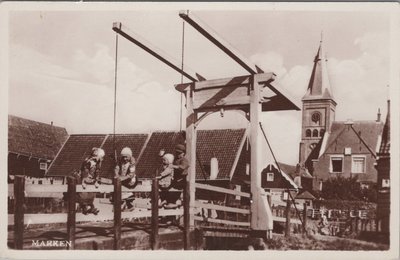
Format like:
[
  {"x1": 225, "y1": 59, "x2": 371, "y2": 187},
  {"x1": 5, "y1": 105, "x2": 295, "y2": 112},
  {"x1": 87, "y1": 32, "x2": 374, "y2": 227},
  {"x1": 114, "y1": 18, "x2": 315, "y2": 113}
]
[
  {"x1": 328, "y1": 32, "x2": 389, "y2": 121},
  {"x1": 250, "y1": 51, "x2": 287, "y2": 77},
  {"x1": 9, "y1": 44, "x2": 181, "y2": 134}
]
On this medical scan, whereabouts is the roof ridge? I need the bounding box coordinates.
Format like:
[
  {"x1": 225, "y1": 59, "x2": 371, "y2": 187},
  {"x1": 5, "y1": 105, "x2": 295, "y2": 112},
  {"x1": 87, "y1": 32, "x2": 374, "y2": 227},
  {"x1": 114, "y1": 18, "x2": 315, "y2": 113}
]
[
  {"x1": 334, "y1": 120, "x2": 383, "y2": 124},
  {"x1": 8, "y1": 114, "x2": 67, "y2": 130}
]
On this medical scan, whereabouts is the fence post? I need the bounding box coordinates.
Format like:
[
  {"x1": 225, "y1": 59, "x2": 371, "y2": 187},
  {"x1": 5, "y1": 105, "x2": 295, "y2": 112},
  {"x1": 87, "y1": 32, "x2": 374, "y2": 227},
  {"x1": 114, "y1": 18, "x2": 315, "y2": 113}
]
[
  {"x1": 355, "y1": 216, "x2": 359, "y2": 233},
  {"x1": 302, "y1": 203, "x2": 307, "y2": 234},
  {"x1": 151, "y1": 177, "x2": 159, "y2": 250},
  {"x1": 67, "y1": 176, "x2": 76, "y2": 250},
  {"x1": 113, "y1": 177, "x2": 121, "y2": 250},
  {"x1": 14, "y1": 175, "x2": 25, "y2": 249},
  {"x1": 285, "y1": 199, "x2": 291, "y2": 237},
  {"x1": 183, "y1": 180, "x2": 190, "y2": 250}
]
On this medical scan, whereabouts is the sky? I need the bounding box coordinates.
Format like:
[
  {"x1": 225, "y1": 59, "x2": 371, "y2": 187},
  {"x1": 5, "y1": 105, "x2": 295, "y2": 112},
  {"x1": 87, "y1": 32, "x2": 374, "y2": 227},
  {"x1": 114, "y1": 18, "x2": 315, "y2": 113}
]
[{"x1": 5, "y1": 3, "x2": 396, "y2": 166}]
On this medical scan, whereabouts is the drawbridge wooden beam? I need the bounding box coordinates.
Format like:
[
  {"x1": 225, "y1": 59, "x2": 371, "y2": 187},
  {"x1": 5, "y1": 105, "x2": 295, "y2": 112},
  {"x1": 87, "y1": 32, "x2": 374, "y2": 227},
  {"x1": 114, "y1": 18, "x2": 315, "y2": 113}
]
[
  {"x1": 179, "y1": 10, "x2": 263, "y2": 75},
  {"x1": 112, "y1": 22, "x2": 205, "y2": 82}
]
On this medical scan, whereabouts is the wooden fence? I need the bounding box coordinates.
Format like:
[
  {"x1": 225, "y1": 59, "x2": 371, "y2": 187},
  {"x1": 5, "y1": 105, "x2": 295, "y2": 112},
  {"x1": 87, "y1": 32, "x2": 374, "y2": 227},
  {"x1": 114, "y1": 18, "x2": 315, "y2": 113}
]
[
  {"x1": 10, "y1": 175, "x2": 305, "y2": 248},
  {"x1": 9, "y1": 175, "x2": 186, "y2": 250}
]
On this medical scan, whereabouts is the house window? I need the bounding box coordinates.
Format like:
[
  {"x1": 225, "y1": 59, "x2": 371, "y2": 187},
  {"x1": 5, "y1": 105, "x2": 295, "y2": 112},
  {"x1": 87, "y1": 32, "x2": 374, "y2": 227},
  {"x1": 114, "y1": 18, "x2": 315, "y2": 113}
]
[
  {"x1": 235, "y1": 185, "x2": 241, "y2": 200},
  {"x1": 330, "y1": 156, "x2": 343, "y2": 173},
  {"x1": 351, "y1": 156, "x2": 366, "y2": 173},
  {"x1": 312, "y1": 129, "x2": 319, "y2": 137},
  {"x1": 382, "y1": 179, "x2": 390, "y2": 188},
  {"x1": 306, "y1": 129, "x2": 311, "y2": 137},
  {"x1": 267, "y1": 172, "x2": 274, "y2": 182},
  {"x1": 344, "y1": 147, "x2": 352, "y2": 155},
  {"x1": 40, "y1": 162, "x2": 47, "y2": 171}
]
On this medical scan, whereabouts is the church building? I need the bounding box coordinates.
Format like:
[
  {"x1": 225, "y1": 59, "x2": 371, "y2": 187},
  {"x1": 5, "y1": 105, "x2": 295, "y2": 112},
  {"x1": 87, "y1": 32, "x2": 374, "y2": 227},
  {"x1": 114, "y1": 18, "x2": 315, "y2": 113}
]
[{"x1": 298, "y1": 39, "x2": 385, "y2": 191}]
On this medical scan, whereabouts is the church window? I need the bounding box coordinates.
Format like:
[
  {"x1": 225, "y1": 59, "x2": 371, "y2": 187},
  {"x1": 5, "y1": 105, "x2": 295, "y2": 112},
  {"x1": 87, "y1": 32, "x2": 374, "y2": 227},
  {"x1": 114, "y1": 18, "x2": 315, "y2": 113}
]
[
  {"x1": 330, "y1": 156, "x2": 343, "y2": 173},
  {"x1": 320, "y1": 129, "x2": 325, "y2": 137},
  {"x1": 312, "y1": 129, "x2": 319, "y2": 137},
  {"x1": 306, "y1": 129, "x2": 311, "y2": 137},
  {"x1": 311, "y1": 112, "x2": 321, "y2": 125}
]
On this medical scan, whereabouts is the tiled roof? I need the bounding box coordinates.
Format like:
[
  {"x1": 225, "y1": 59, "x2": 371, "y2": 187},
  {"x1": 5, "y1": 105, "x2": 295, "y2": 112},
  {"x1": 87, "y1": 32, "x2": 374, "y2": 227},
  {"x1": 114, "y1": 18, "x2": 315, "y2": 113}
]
[
  {"x1": 8, "y1": 115, "x2": 68, "y2": 159},
  {"x1": 47, "y1": 134, "x2": 148, "y2": 177},
  {"x1": 276, "y1": 162, "x2": 297, "y2": 176},
  {"x1": 295, "y1": 190, "x2": 316, "y2": 200},
  {"x1": 135, "y1": 131, "x2": 185, "y2": 179},
  {"x1": 100, "y1": 134, "x2": 149, "y2": 177},
  {"x1": 196, "y1": 129, "x2": 246, "y2": 180},
  {"x1": 47, "y1": 129, "x2": 246, "y2": 181},
  {"x1": 321, "y1": 121, "x2": 384, "y2": 156},
  {"x1": 277, "y1": 161, "x2": 313, "y2": 179},
  {"x1": 47, "y1": 135, "x2": 107, "y2": 176},
  {"x1": 136, "y1": 129, "x2": 246, "y2": 180}
]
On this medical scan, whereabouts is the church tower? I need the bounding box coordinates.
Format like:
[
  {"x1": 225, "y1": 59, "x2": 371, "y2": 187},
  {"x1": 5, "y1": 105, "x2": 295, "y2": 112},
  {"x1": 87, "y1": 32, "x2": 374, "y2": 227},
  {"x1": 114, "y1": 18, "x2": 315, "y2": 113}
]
[{"x1": 299, "y1": 39, "x2": 336, "y2": 164}]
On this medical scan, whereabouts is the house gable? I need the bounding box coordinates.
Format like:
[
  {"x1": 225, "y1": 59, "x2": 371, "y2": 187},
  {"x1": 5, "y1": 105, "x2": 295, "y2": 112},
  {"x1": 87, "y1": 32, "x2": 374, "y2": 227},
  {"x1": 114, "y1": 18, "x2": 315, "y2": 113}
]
[
  {"x1": 261, "y1": 164, "x2": 298, "y2": 190},
  {"x1": 312, "y1": 120, "x2": 384, "y2": 184}
]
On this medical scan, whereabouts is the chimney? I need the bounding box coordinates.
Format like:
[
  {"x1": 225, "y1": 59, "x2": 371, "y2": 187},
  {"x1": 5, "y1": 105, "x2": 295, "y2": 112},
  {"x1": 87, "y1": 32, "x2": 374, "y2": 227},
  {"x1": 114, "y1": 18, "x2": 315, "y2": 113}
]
[
  {"x1": 376, "y1": 108, "x2": 381, "y2": 122},
  {"x1": 51, "y1": 121, "x2": 53, "y2": 126}
]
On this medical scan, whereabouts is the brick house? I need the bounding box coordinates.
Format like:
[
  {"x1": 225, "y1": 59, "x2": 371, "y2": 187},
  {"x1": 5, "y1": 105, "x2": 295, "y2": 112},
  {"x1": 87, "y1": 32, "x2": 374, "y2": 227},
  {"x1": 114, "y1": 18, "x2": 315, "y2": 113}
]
[
  {"x1": 8, "y1": 115, "x2": 68, "y2": 179},
  {"x1": 298, "y1": 40, "x2": 384, "y2": 191}
]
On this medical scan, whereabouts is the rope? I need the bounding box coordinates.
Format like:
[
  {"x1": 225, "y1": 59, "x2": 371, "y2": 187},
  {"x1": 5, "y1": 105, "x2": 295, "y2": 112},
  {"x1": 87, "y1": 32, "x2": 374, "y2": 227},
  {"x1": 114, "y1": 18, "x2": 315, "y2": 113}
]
[
  {"x1": 258, "y1": 122, "x2": 306, "y2": 232},
  {"x1": 179, "y1": 11, "x2": 187, "y2": 132},
  {"x1": 113, "y1": 27, "x2": 119, "y2": 163}
]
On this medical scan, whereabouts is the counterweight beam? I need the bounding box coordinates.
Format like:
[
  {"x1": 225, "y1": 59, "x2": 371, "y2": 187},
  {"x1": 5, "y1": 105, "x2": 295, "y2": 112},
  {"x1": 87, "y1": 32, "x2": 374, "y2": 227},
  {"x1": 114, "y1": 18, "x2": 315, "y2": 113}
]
[
  {"x1": 179, "y1": 11, "x2": 263, "y2": 75},
  {"x1": 112, "y1": 22, "x2": 205, "y2": 82}
]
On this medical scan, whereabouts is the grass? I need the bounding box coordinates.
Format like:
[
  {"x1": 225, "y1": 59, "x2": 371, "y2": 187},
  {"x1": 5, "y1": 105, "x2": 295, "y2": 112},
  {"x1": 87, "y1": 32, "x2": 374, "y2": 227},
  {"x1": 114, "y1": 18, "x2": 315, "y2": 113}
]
[{"x1": 267, "y1": 233, "x2": 389, "y2": 250}]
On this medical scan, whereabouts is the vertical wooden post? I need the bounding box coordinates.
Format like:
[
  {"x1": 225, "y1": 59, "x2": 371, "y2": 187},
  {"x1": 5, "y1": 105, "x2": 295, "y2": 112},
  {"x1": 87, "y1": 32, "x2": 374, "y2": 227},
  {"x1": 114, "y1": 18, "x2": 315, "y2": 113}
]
[
  {"x1": 355, "y1": 217, "x2": 359, "y2": 233},
  {"x1": 267, "y1": 194, "x2": 272, "y2": 207},
  {"x1": 113, "y1": 177, "x2": 121, "y2": 250},
  {"x1": 285, "y1": 199, "x2": 291, "y2": 237},
  {"x1": 250, "y1": 74, "x2": 263, "y2": 230},
  {"x1": 185, "y1": 87, "x2": 196, "y2": 229},
  {"x1": 183, "y1": 180, "x2": 191, "y2": 250},
  {"x1": 302, "y1": 203, "x2": 307, "y2": 234},
  {"x1": 14, "y1": 175, "x2": 25, "y2": 250},
  {"x1": 67, "y1": 176, "x2": 76, "y2": 250},
  {"x1": 151, "y1": 178, "x2": 159, "y2": 250}
]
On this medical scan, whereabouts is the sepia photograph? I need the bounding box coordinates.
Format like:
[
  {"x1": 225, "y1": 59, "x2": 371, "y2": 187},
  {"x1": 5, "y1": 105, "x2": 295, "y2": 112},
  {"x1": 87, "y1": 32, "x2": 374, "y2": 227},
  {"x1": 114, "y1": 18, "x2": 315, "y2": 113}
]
[{"x1": 0, "y1": 2, "x2": 398, "y2": 259}]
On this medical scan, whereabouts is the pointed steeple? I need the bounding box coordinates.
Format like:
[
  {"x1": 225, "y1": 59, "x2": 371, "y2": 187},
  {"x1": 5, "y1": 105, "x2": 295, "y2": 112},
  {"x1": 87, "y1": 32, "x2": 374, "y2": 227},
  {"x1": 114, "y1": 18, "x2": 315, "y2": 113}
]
[{"x1": 303, "y1": 37, "x2": 335, "y2": 102}]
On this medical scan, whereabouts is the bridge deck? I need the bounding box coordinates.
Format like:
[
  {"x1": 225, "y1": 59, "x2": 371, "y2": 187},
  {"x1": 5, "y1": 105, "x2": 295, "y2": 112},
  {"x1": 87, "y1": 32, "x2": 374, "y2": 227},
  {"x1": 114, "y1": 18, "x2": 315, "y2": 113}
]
[{"x1": 7, "y1": 222, "x2": 200, "y2": 250}]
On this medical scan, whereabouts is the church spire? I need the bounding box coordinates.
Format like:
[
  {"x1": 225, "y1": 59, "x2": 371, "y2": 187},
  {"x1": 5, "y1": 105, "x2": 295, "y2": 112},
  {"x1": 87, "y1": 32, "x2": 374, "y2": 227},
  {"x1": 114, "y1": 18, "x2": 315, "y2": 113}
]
[{"x1": 302, "y1": 37, "x2": 335, "y2": 103}]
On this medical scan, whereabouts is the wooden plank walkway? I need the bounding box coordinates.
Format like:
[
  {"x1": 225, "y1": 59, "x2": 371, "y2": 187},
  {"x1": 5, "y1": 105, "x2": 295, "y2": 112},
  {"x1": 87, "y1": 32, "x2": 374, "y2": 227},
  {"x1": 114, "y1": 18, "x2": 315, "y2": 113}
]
[{"x1": 7, "y1": 222, "x2": 199, "y2": 250}]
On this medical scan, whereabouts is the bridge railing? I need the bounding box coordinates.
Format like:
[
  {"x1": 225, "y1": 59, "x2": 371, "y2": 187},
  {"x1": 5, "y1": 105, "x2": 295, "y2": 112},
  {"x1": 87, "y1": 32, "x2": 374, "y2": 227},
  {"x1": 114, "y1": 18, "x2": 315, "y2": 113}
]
[
  {"x1": 192, "y1": 183, "x2": 252, "y2": 229},
  {"x1": 9, "y1": 175, "x2": 185, "y2": 250}
]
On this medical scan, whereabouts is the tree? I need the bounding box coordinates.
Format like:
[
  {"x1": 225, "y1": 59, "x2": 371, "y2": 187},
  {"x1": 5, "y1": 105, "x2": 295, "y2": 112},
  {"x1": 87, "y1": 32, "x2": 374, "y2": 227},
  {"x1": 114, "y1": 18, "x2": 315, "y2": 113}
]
[{"x1": 321, "y1": 176, "x2": 363, "y2": 201}]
